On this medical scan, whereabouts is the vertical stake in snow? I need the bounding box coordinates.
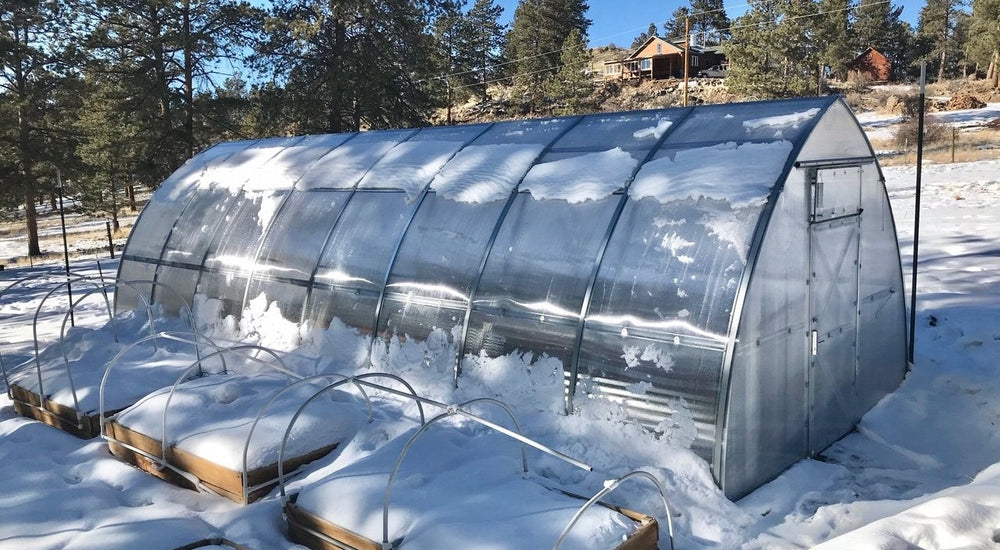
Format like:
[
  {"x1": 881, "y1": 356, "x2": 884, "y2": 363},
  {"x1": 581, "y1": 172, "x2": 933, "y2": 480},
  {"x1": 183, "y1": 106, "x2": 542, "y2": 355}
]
[
  {"x1": 908, "y1": 63, "x2": 926, "y2": 363},
  {"x1": 57, "y1": 167, "x2": 74, "y2": 328},
  {"x1": 683, "y1": 18, "x2": 690, "y2": 107}
]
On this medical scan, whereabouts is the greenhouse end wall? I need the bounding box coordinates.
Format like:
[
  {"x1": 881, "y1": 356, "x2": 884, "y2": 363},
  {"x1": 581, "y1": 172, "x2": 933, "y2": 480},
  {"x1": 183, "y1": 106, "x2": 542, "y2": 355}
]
[
  {"x1": 116, "y1": 97, "x2": 907, "y2": 500},
  {"x1": 718, "y1": 101, "x2": 907, "y2": 499}
]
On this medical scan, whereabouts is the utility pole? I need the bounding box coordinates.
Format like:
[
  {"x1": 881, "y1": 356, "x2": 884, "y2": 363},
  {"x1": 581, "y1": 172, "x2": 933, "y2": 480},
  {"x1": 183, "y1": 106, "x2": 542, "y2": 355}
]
[{"x1": 684, "y1": 17, "x2": 690, "y2": 107}]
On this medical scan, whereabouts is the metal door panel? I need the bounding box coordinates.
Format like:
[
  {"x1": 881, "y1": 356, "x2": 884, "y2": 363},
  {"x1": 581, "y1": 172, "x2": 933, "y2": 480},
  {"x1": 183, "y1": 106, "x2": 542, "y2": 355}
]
[{"x1": 808, "y1": 213, "x2": 860, "y2": 454}]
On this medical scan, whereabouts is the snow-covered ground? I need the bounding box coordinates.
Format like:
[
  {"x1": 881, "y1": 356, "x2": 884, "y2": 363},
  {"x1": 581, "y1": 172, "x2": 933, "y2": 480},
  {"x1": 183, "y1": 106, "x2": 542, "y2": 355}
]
[
  {"x1": 1, "y1": 158, "x2": 999, "y2": 547},
  {"x1": 856, "y1": 102, "x2": 1000, "y2": 142}
]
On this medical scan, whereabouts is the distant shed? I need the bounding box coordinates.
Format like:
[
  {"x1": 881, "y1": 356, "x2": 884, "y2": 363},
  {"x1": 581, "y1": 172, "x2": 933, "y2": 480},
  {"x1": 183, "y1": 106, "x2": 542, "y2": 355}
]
[
  {"x1": 850, "y1": 47, "x2": 892, "y2": 82},
  {"x1": 117, "y1": 97, "x2": 908, "y2": 500}
]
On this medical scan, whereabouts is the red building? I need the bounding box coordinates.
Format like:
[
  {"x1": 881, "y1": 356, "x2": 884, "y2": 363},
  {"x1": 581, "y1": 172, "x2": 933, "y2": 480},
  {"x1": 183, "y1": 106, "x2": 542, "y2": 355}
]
[{"x1": 849, "y1": 47, "x2": 892, "y2": 82}]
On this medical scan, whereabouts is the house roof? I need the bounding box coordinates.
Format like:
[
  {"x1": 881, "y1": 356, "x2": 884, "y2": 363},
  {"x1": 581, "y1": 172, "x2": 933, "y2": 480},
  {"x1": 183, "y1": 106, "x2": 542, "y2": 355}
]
[{"x1": 626, "y1": 35, "x2": 690, "y2": 60}]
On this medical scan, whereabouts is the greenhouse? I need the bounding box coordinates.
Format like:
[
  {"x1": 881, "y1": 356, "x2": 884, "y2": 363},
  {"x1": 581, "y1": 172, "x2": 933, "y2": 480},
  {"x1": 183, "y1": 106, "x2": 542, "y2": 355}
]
[{"x1": 116, "y1": 96, "x2": 907, "y2": 500}]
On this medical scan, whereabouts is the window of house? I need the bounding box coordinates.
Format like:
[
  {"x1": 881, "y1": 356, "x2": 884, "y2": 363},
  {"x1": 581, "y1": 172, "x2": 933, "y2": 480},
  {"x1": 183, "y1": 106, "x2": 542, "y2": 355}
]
[
  {"x1": 656, "y1": 43, "x2": 662, "y2": 54},
  {"x1": 640, "y1": 58, "x2": 651, "y2": 70},
  {"x1": 691, "y1": 55, "x2": 699, "y2": 67}
]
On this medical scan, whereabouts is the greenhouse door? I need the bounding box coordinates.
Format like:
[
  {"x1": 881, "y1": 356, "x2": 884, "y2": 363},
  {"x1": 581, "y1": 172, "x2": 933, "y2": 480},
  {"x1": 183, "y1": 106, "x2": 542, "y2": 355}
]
[{"x1": 807, "y1": 166, "x2": 862, "y2": 455}]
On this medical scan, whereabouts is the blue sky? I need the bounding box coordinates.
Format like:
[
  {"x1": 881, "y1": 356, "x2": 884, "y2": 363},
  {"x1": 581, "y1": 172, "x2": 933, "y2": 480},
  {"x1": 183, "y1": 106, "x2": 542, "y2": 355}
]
[{"x1": 493, "y1": 0, "x2": 927, "y2": 48}]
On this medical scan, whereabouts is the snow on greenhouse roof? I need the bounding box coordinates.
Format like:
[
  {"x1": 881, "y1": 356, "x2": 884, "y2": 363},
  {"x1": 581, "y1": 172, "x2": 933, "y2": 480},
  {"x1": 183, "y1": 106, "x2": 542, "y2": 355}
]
[
  {"x1": 631, "y1": 140, "x2": 795, "y2": 207},
  {"x1": 519, "y1": 148, "x2": 635, "y2": 203}
]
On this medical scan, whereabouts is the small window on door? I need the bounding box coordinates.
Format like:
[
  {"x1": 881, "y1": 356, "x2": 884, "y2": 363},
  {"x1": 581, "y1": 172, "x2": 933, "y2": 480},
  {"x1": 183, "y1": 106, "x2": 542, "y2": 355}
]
[{"x1": 811, "y1": 166, "x2": 863, "y2": 222}]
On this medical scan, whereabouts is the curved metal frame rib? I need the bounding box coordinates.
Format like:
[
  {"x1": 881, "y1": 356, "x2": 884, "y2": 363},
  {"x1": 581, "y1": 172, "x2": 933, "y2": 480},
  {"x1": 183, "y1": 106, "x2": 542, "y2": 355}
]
[
  {"x1": 1, "y1": 269, "x2": 112, "y2": 398},
  {"x1": 99, "y1": 331, "x2": 226, "y2": 436},
  {"x1": 379, "y1": 397, "x2": 530, "y2": 549},
  {"x1": 565, "y1": 107, "x2": 696, "y2": 414},
  {"x1": 276, "y1": 373, "x2": 431, "y2": 504},
  {"x1": 455, "y1": 115, "x2": 587, "y2": 385},
  {"x1": 551, "y1": 470, "x2": 675, "y2": 550},
  {"x1": 368, "y1": 123, "x2": 496, "y2": 366},
  {"x1": 30, "y1": 275, "x2": 117, "y2": 399},
  {"x1": 158, "y1": 345, "x2": 288, "y2": 464},
  {"x1": 56, "y1": 281, "x2": 160, "y2": 418},
  {"x1": 299, "y1": 130, "x2": 419, "y2": 328}
]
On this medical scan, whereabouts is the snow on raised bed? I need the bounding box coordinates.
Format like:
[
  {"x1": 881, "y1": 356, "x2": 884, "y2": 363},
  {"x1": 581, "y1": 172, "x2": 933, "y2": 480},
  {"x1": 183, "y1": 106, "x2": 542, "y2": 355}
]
[
  {"x1": 113, "y1": 373, "x2": 361, "y2": 472},
  {"x1": 293, "y1": 423, "x2": 646, "y2": 550}
]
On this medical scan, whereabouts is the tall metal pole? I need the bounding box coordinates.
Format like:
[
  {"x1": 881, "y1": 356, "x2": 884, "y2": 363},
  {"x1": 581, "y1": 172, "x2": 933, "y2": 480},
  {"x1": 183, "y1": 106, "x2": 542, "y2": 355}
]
[
  {"x1": 683, "y1": 17, "x2": 690, "y2": 107},
  {"x1": 907, "y1": 63, "x2": 926, "y2": 362},
  {"x1": 57, "y1": 167, "x2": 75, "y2": 327}
]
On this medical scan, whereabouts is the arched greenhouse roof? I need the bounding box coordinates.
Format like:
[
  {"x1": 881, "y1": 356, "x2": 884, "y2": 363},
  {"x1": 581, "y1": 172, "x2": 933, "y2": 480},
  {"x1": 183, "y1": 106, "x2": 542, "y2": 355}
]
[{"x1": 117, "y1": 95, "x2": 907, "y2": 499}]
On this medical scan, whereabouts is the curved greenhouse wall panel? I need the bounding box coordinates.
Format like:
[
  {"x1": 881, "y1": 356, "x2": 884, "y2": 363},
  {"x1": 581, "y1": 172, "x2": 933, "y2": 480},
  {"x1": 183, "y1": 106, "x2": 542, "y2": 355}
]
[{"x1": 117, "y1": 97, "x2": 907, "y2": 500}]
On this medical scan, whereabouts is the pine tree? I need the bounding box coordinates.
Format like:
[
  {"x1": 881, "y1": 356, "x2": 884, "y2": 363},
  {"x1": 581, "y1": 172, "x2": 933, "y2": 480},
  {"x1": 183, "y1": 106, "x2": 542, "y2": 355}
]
[
  {"x1": 816, "y1": 0, "x2": 852, "y2": 79},
  {"x1": 75, "y1": 75, "x2": 135, "y2": 231},
  {"x1": 507, "y1": 0, "x2": 590, "y2": 98},
  {"x1": 0, "y1": 0, "x2": 83, "y2": 257},
  {"x1": 632, "y1": 22, "x2": 659, "y2": 49},
  {"x1": 966, "y1": 0, "x2": 1000, "y2": 87},
  {"x1": 918, "y1": 0, "x2": 967, "y2": 81},
  {"x1": 664, "y1": 7, "x2": 691, "y2": 41},
  {"x1": 257, "y1": 1, "x2": 441, "y2": 133},
  {"x1": 435, "y1": 1, "x2": 473, "y2": 124},
  {"x1": 726, "y1": 0, "x2": 821, "y2": 97},
  {"x1": 546, "y1": 28, "x2": 593, "y2": 115},
  {"x1": 461, "y1": 0, "x2": 506, "y2": 99},
  {"x1": 689, "y1": 0, "x2": 730, "y2": 44}
]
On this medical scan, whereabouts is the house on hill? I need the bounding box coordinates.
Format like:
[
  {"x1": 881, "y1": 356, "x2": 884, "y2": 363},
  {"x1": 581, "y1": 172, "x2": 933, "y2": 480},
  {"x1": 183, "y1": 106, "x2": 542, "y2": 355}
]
[
  {"x1": 602, "y1": 36, "x2": 725, "y2": 81},
  {"x1": 849, "y1": 47, "x2": 892, "y2": 82}
]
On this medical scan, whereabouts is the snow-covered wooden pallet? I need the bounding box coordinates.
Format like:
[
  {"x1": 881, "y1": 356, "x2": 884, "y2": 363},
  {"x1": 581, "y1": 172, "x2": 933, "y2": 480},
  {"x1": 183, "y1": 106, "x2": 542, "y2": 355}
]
[
  {"x1": 103, "y1": 369, "x2": 365, "y2": 504},
  {"x1": 10, "y1": 384, "x2": 106, "y2": 439},
  {"x1": 106, "y1": 419, "x2": 340, "y2": 504},
  {"x1": 284, "y1": 493, "x2": 660, "y2": 550}
]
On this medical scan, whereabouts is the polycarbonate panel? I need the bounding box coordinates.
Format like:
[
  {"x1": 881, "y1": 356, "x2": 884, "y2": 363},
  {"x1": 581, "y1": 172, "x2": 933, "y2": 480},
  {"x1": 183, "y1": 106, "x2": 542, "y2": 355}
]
[
  {"x1": 722, "y1": 168, "x2": 810, "y2": 500},
  {"x1": 155, "y1": 265, "x2": 202, "y2": 314},
  {"x1": 577, "y1": 332, "x2": 723, "y2": 457},
  {"x1": 122, "y1": 193, "x2": 196, "y2": 260},
  {"x1": 632, "y1": 140, "x2": 795, "y2": 208},
  {"x1": 587, "y1": 196, "x2": 754, "y2": 341},
  {"x1": 255, "y1": 133, "x2": 356, "y2": 188},
  {"x1": 429, "y1": 117, "x2": 578, "y2": 203},
  {"x1": 297, "y1": 129, "x2": 417, "y2": 190},
  {"x1": 856, "y1": 178, "x2": 907, "y2": 411},
  {"x1": 465, "y1": 196, "x2": 619, "y2": 365},
  {"x1": 216, "y1": 136, "x2": 305, "y2": 190},
  {"x1": 472, "y1": 117, "x2": 576, "y2": 146},
  {"x1": 198, "y1": 192, "x2": 287, "y2": 315},
  {"x1": 379, "y1": 196, "x2": 508, "y2": 343},
  {"x1": 662, "y1": 97, "x2": 831, "y2": 144},
  {"x1": 520, "y1": 109, "x2": 687, "y2": 201},
  {"x1": 797, "y1": 100, "x2": 874, "y2": 159},
  {"x1": 306, "y1": 192, "x2": 413, "y2": 331},
  {"x1": 159, "y1": 188, "x2": 242, "y2": 267},
  {"x1": 156, "y1": 140, "x2": 256, "y2": 198},
  {"x1": 358, "y1": 124, "x2": 489, "y2": 198},
  {"x1": 547, "y1": 110, "x2": 683, "y2": 153},
  {"x1": 115, "y1": 259, "x2": 158, "y2": 312},
  {"x1": 244, "y1": 190, "x2": 349, "y2": 320}
]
